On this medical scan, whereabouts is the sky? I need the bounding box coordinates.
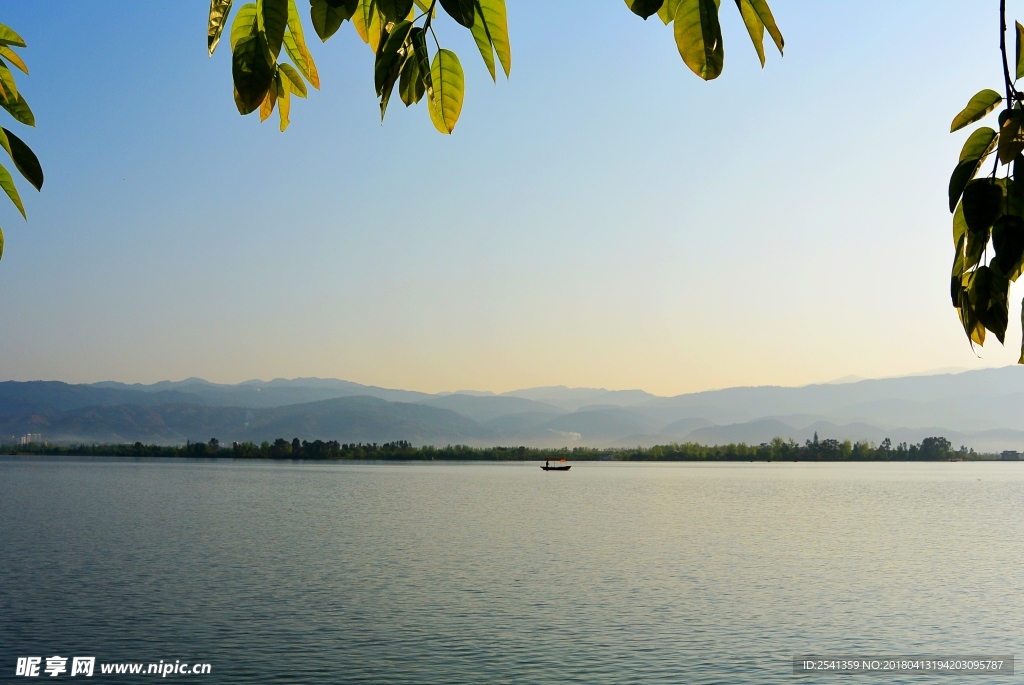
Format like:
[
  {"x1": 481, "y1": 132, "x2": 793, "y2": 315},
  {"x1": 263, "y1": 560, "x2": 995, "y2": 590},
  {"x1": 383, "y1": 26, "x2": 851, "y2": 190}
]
[{"x1": 0, "y1": 1, "x2": 1019, "y2": 396}]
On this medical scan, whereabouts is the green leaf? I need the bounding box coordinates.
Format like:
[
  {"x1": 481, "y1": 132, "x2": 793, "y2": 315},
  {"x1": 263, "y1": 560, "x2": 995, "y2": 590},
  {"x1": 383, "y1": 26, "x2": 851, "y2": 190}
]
[
  {"x1": 1019, "y1": 297, "x2": 1024, "y2": 363},
  {"x1": 951, "y1": 236, "x2": 966, "y2": 306},
  {"x1": 962, "y1": 178, "x2": 1004, "y2": 233},
  {"x1": 283, "y1": 30, "x2": 320, "y2": 89},
  {"x1": 411, "y1": 27, "x2": 431, "y2": 90},
  {"x1": 992, "y1": 214, "x2": 1024, "y2": 278},
  {"x1": 0, "y1": 47, "x2": 27, "y2": 75},
  {"x1": 0, "y1": 162, "x2": 24, "y2": 218},
  {"x1": 674, "y1": 0, "x2": 724, "y2": 81},
  {"x1": 1017, "y1": 22, "x2": 1024, "y2": 81},
  {"x1": 969, "y1": 265, "x2": 1010, "y2": 343},
  {"x1": 309, "y1": 0, "x2": 356, "y2": 41},
  {"x1": 658, "y1": 0, "x2": 681, "y2": 24},
  {"x1": 428, "y1": 49, "x2": 465, "y2": 134},
  {"x1": 208, "y1": 0, "x2": 235, "y2": 55},
  {"x1": 625, "y1": 0, "x2": 665, "y2": 20},
  {"x1": 374, "y1": 21, "x2": 413, "y2": 119},
  {"x1": 735, "y1": 0, "x2": 764, "y2": 67},
  {"x1": 399, "y1": 53, "x2": 424, "y2": 105},
  {"x1": 953, "y1": 201, "x2": 967, "y2": 248},
  {"x1": 471, "y1": 0, "x2": 510, "y2": 79},
  {"x1": 959, "y1": 126, "x2": 998, "y2": 163},
  {"x1": 0, "y1": 128, "x2": 42, "y2": 191},
  {"x1": 378, "y1": 0, "x2": 413, "y2": 22},
  {"x1": 958, "y1": 281, "x2": 985, "y2": 346},
  {"x1": 258, "y1": 0, "x2": 289, "y2": 60},
  {"x1": 438, "y1": 0, "x2": 475, "y2": 28},
  {"x1": 278, "y1": 63, "x2": 307, "y2": 97},
  {"x1": 951, "y1": 89, "x2": 1002, "y2": 132},
  {"x1": 0, "y1": 91, "x2": 34, "y2": 127},
  {"x1": 231, "y1": 6, "x2": 276, "y2": 114},
  {"x1": 948, "y1": 126, "x2": 997, "y2": 211},
  {"x1": 743, "y1": 0, "x2": 782, "y2": 55},
  {"x1": 999, "y1": 110, "x2": 1024, "y2": 164},
  {"x1": 0, "y1": 25, "x2": 26, "y2": 49}
]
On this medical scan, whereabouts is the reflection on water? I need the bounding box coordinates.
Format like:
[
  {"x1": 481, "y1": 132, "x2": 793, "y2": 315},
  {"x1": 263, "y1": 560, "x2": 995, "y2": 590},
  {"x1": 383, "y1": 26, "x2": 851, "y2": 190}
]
[{"x1": 2, "y1": 459, "x2": 1022, "y2": 684}]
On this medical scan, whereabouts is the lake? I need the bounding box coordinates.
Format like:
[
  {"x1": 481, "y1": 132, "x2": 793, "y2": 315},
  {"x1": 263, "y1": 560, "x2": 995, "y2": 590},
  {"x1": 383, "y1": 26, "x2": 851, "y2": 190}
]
[{"x1": 2, "y1": 458, "x2": 1022, "y2": 683}]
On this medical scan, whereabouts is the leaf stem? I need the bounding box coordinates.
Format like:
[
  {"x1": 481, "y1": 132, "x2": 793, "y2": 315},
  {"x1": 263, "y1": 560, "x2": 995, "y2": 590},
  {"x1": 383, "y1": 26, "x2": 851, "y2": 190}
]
[{"x1": 1001, "y1": 0, "x2": 1015, "y2": 105}]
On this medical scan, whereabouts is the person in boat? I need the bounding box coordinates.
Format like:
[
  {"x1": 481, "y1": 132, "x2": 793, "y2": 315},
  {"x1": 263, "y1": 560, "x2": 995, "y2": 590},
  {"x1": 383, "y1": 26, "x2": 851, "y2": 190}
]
[{"x1": 545, "y1": 459, "x2": 549, "y2": 468}]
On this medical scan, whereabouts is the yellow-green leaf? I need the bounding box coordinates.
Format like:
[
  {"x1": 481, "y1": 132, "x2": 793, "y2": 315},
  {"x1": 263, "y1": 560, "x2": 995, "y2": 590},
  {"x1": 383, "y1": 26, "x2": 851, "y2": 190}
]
[
  {"x1": 470, "y1": 4, "x2": 495, "y2": 81},
  {"x1": 999, "y1": 111, "x2": 1024, "y2": 164},
  {"x1": 735, "y1": 0, "x2": 764, "y2": 67},
  {"x1": 0, "y1": 58, "x2": 18, "y2": 103},
  {"x1": 428, "y1": 49, "x2": 465, "y2": 134},
  {"x1": 259, "y1": 71, "x2": 278, "y2": 121},
  {"x1": 473, "y1": 0, "x2": 510, "y2": 78},
  {"x1": 283, "y1": 1, "x2": 319, "y2": 88},
  {"x1": 674, "y1": 0, "x2": 724, "y2": 81},
  {"x1": 657, "y1": 0, "x2": 680, "y2": 24},
  {"x1": 1, "y1": 128, "x2": 42, "y2": 191},
  {"x1": 0, "y1": 46, "x2": 27, "y2": 75},
  {"x1": 278, "y1": 63, "x2": 307, "y2": 97},
  {"x1": 282, "y1": 30, "x2": 319, "y2": 89},
  {"x1": 353, "y1": 0, "x2": 382, "y2": 50},
  {"x1": 208, "y1": 0, "x2": 234, "y2": 55},
  {"x1": 277, "y1": 70, "x2": 291, "y2": 131},
  {"x1": 230, "y1": 4, "x2": 259, "y2": 49},
  {"x1": 0, "y1": 25, "x2": 26, "y2": 49},
  {"x1": 744, "y1": 0, "x2": 782, "y2": 55},
  {"x1": 951, "y1": 89, "x2": 1002, "y2": 132},
  {"x1": 0, "y1": 91, "x2": 34, "y2": 127},
  {"x1": 0, "y1": 162, "x2": 25, "y2": 218}
]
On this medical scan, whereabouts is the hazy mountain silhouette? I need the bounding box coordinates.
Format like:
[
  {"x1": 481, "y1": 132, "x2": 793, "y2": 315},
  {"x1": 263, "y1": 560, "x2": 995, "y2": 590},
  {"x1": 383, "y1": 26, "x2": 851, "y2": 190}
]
[{"x1": 4, "y1": 368, "x2": 1024, "y2": 451}]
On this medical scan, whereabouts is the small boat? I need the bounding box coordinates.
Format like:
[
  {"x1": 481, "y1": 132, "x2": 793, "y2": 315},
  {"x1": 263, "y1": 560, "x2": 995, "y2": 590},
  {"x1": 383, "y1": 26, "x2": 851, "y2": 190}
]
[{"x1": 541, "y1": 459, "x2": 571, "y2": 471}]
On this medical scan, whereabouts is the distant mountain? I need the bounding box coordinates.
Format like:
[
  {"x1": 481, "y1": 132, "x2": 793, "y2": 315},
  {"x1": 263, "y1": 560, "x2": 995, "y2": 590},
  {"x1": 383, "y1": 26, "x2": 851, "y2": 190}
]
[
  {"x1": 91, "y1": 377, "x2": 431, "y2": 408},
  {"x1": 1, "y1": 397, "x2": 488, "y2": 445},
  {"x1": 500, "y1": 386, "x2": 656, "y2": 411},
  {"x1": 4, "y1": 368, "x2": 1024, "y2": 451}
]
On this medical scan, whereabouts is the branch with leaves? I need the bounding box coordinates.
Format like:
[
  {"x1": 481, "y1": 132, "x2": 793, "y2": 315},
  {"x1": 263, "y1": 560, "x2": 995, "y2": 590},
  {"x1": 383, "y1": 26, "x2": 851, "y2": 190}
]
[
  {"x1": 948, "y1": 1, "x2": 1024, "y2": 362},
  {"x1": 0, "y1": 23, "x2": 43, "y2": 262},
  {"x1": 208, "y1": 0, "x2": 782, "y2": 134}
]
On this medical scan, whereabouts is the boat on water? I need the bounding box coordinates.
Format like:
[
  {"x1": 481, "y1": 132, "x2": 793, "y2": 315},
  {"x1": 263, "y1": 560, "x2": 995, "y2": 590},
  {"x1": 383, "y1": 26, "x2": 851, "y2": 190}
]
[{"x1": 541, "y1": 459, "x2": 571, "y2": 471}]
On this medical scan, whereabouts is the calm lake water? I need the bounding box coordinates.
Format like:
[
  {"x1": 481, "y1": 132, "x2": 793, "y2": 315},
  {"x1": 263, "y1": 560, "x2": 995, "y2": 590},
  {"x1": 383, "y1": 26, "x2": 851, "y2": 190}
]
[{"x1": 1, "y1": 458, "x2": 1022, "y2": 683}]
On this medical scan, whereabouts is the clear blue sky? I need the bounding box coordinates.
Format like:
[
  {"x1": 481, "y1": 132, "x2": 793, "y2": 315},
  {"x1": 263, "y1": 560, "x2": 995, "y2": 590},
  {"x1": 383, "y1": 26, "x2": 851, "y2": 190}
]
[{"x1": 0, "y1": 1, "x2": 1016, "y2": 394}]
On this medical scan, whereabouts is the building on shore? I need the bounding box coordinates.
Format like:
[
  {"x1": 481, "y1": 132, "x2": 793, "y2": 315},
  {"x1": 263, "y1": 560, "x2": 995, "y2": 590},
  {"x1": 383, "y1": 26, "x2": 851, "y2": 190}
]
[{"x1": 1001, "y1": 450, "x2": 1019, "y2": 461}]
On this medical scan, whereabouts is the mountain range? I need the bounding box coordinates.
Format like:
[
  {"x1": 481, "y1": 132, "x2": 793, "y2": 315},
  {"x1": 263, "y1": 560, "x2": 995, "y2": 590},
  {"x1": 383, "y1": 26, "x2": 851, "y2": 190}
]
[{"x1": 4, "y1": 367, "x2": 1024, "y2": 451}]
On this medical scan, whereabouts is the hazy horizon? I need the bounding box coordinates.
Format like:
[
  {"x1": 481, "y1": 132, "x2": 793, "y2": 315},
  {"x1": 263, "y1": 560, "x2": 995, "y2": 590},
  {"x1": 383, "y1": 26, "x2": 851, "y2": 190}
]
[{"x1": 0, "y1": 363, "x2": 982, "y2": 397}]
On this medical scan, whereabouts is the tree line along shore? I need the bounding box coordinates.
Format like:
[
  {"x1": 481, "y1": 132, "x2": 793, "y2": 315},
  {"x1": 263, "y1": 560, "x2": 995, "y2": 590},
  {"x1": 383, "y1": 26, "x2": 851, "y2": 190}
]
[{"x1": 0, "y1": 435, "x2": 1002, "y2": 461}]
